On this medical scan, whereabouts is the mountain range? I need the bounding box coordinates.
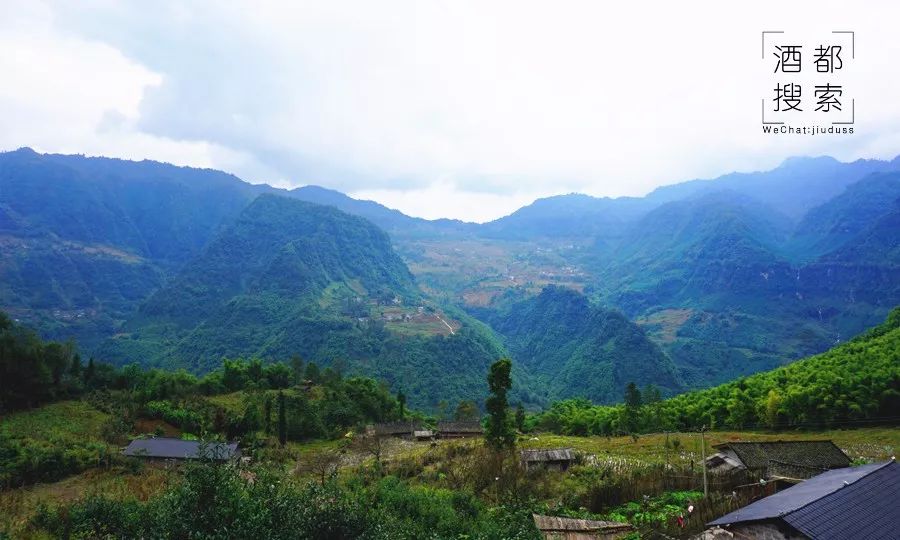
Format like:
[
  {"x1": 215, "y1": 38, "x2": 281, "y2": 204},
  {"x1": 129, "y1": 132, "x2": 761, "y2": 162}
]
[{"x1": 1, "y1": 147, "x2": 898, "y2": 407}]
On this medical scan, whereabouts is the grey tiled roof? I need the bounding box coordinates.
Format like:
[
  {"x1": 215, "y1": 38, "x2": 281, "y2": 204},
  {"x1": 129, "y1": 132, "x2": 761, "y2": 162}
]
[
  {"x1": 520, "y1": 448, "x2": 576, "y2": 462},
  {"x1": 714, "y1": 440, "x2": 850, "y2": 471},
  {"x1": 373, "y1": 421, "x2": 422, "y2": 435},
  {"x1": 709, "y1": 460, "x2": 898, "y2": 538},
  {"x1": 123, "y1": 438, "x2": 239, "y2": 460},
  {"x1": 436, "y1": 421, "x2": 483, "y2": 433}
]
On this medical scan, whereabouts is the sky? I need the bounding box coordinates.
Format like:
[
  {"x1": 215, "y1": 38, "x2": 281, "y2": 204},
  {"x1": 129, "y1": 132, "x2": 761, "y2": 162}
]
[{"x1": 2, "y1": 1, "x2": 900, "y2": 222}]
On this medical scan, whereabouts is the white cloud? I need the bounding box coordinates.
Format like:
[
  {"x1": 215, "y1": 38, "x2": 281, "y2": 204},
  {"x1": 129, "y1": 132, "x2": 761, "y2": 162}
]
[{"x1": 3, "y1": 1, "x2": 900, "y2": 220}]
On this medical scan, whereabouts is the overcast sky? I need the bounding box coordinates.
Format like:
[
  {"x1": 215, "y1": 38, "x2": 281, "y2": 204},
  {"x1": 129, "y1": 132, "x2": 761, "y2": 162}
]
[{"x1": 3, "y1": 1, "x2": 900, "y2": 222}]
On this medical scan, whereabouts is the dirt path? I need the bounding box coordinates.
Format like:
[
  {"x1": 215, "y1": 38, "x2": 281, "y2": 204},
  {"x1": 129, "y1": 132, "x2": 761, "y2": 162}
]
[{"x1": 435, "y1": 314, "x2": 456, "y2": 335}]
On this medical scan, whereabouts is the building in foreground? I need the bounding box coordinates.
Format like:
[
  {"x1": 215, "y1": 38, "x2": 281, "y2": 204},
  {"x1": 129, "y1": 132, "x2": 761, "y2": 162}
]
[
  {"x1": 123, "y1": 437, "x2": 240, "y2": 461},
  {"x1": 705, "y1": 440, "x2": 851, "y2": 482},
  {"x1": 703, "y1": 460, "x2": 899, "y2": 540},
  {"x1": 532, "y1": 514, "x2": 632, "y2": 540}
]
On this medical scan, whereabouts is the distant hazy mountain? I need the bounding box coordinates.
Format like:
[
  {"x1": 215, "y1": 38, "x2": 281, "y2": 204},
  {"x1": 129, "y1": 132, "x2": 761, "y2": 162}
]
[
  {"x1": 478, "y1": 193, "x2": 651, "y2": 244},
  {"x1": 599, "y1": 191, "x2": 793, "y2": 312},
  {"x1": 289, "y1": 185, "x2": 475, "y2": 238},
  {"x1": 791, "y1": 172, "x2": 900, "y2": 261},
  {"x1": 646, "y1": 155, "x2": 900, "y2": 219}
]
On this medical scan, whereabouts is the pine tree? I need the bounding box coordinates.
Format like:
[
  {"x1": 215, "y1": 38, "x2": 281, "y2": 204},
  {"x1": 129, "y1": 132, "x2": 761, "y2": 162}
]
[
  {"x1": 623, "y1": 382, "x2": 643, "y2": 434},
  {"x1": 290, "y1": 355, "x2": 304, "y2": 385},
  {"x1": 278, "y1": 390, "x2": 287, "y2": 446},
  {"x1": 514, "y1": 403, "x2": 526, "y2": 432},
  {"x1": 84, "y1": 357, "x2": 96, "y2": 386},
  {"x1": 69, "y1": 353, "x2": 82, "y2": 378},
  {"x1": 485, "y1": 358, "x2": 515, "y2": 450},
  {"x1": 264, "y1": 396, "x2": 273, "y2": 435},
  {"x1": 397, "y1": 390, "x2": 406, "y2": 419}
]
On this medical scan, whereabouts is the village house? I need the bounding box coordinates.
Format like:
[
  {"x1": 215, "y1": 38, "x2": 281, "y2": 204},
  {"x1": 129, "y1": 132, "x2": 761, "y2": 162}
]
[
  {"x1": 705, "y1": 440, "x2": 850, "y2": 485},
  {"x1": 367, "y1": 421, "x2": 423, "y2": 439},
  {"x1": 122, "y1": 437, "x2": 240, "y2": 462},
  {"x1": 702, "y1": 460, "x2": 899, "y2": 540},
  {"x1": 520, "y1": 448, "x2": 576, "y2": 471},
  {"x1": 436, "y1": 421, "x2": 483, "y2": 439},
  {"x1": 531, "y1": 514, "x2": 633, "y2": 540}
]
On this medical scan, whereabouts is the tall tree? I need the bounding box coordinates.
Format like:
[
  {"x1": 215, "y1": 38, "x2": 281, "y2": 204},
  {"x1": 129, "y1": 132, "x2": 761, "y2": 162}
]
[
  {"x1": 304, "y1": 362, "x2": 321, "y2": 384},
  {"x1": 264, "y1": 395, "x2": 273, "y2": 435},
  {"x1": 623, "y1": 382, "x2": 643, "y2": 433},
  {"x1": 290, "y1": 355, "x2": 304, "y2": 385},
  {"x1": 643, "y1": 384, "x2": 662, "y2": 431},
  {"x1": 84, "y1": 357, "x2": 96, "y2": 386},
  {"x1": 397, "y1": 389, "x2": 406, "y2": 418},
  {"x1": 277, "y1": 390, "x2": 287, "y2": 446},
  {"x1": 514, "y1": 403, "x2": 526, "y2": 432},
  {"x1": 764, "y1": 389, "x2": 782, "y2": 429},
  {"x1": 69, "y1": 353, "x2": 82, "y2": 378},
  {"x1": 485, "y1": 358, "x2": 515, "y2": 450}
]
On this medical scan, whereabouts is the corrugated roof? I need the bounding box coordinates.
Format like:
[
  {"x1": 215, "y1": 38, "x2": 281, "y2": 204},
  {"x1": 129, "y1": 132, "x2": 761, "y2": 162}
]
[
  {"x1": 521, "y1": 448, "x2": 576, "y2": 462},
  {"x1": 714, "y1": 440, "x2": 850, "y2": 471},
  {"x1": 532, "y1": 514, "x2": 632, "y2": 533},
  {"x1": 708, "y1": 461, "x2": 897, "y2": 529},
  {"x1": 785, "y1": 461, "x2": 900, "y2": 540},
  {"x1": 123, "y1": 438, "x2": 239, "y2": 460}
]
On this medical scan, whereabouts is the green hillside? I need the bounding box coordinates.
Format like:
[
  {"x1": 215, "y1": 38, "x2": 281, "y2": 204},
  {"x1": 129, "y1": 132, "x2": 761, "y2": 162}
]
[
  {"x1": 0, "y1": 149, "x2": 264, "y2": 348},
  {"x1": 534, "y1": 306, "x2": 900, "y2": 435},
  {"x1": 96, "y1": 195, "x2": 519, "y2": 409},
  {"x1": 473, "y1": 286, "x2": 682, "y2": 403}
]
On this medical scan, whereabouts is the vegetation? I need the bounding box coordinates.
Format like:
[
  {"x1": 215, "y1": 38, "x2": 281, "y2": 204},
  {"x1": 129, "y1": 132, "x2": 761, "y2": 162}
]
[
  {"x1": 1, "y1": 312, "x2": 409, "y2": 490},
  {"x1": 485, "y1": 358, "x2": 515, "y2": 450},
  {"x1": 4, "y1": 150, "x2": 899, "y2": 409},
  {"x1": 532, "y1": 307, "x2": 900, "y2": 435},
  {"x1": 1, "y1": 149, "x2": 899, "y2": 538},
  {"x1": 25, "y1": 461, "x2": 539, "y2": 540},
  {"x1": 1, "y1": 316, "x2": 897, "y2": 538},
  {"x1": 472, "y1": 286, "x2": 682, "y2": 403}
]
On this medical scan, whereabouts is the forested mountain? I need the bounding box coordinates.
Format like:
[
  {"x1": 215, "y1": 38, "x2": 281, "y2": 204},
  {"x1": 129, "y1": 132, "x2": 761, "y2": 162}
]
[
  {"x1": 0, "y1": 148, "x2": 264, "y2": 348},
  {"x1": 471, "y1": 286, "x2": 681, "y2": 403},
  {"x1": 96, "y1": 194, "x2": 521, "y2": 409},
  {"x1": 2, "y1": 148, "x2": 899, "y2": 408}
]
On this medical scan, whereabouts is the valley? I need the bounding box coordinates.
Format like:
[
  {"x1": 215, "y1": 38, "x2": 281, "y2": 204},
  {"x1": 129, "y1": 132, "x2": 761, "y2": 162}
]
[{"x1": 2, "y1": 149, "x2": 899, "y2": 408}]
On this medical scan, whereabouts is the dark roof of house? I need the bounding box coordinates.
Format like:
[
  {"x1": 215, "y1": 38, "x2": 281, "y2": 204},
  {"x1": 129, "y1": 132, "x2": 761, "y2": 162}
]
[
  {"x1": 713, "y1": 440, "x2": 850, "y2": 471},
  {"x1": 436, "y1": 421, "x2": 483, "y2": 433},
  {"x1": 532, "y1": 514, "x2": 632, "y2": 533},
  {"x1": 521, "y1": 448, "x2": 576, "y2": 462},
  {"x1": 373, "y1": 421, "x2": 422, "y2": 435},
  {"x1": 709, "y1": 460, "x2": 899, "y2": 540},
  {"x1": 123, "y1": 438, "x2": 239, "y2": 460}
]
